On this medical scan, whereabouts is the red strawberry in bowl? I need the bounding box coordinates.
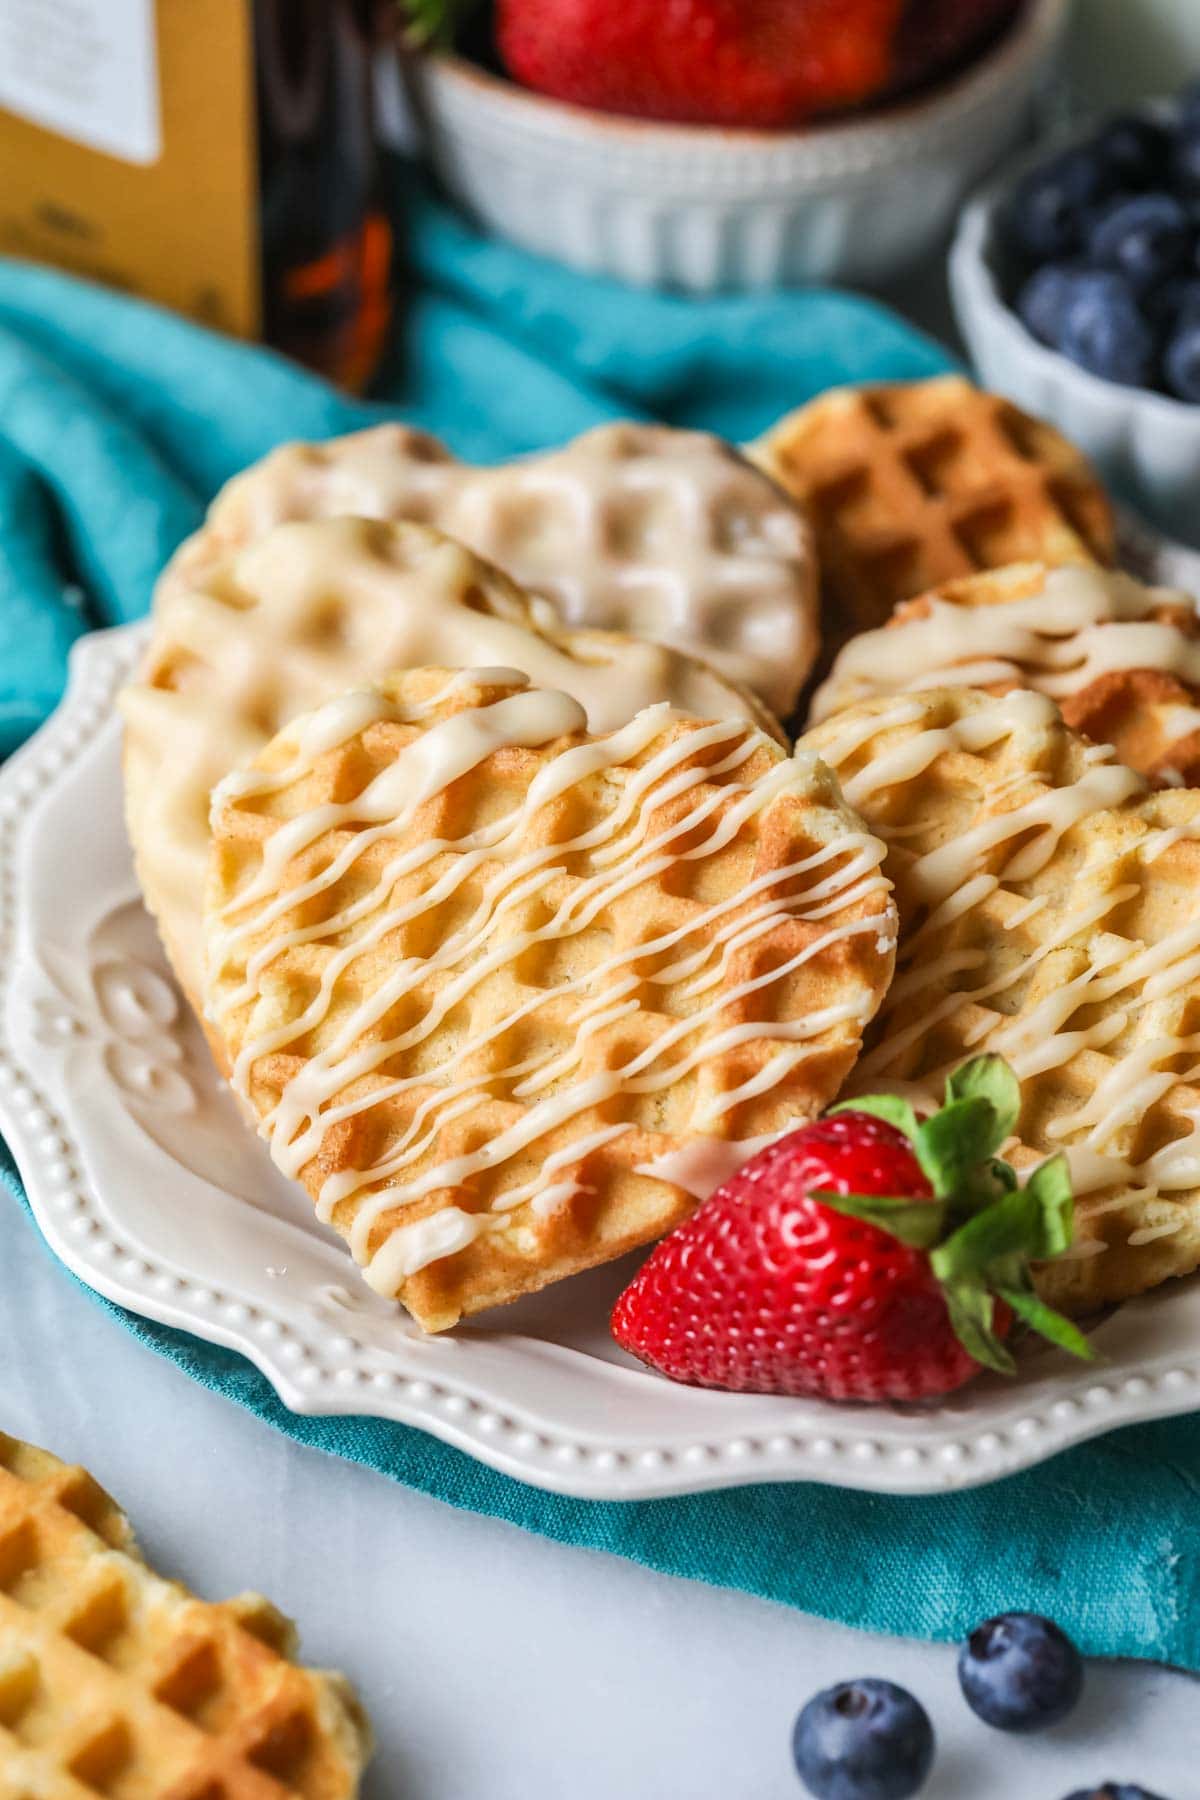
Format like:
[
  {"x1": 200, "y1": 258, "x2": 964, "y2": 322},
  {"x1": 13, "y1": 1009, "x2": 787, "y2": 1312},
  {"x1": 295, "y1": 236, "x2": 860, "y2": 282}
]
[
  {"x1": 496, "y1": 0, "x2": 905, "y2": 130},
  {"x1": 405, "y1": 0, "x2": 1024, "y2": 130},
  {"x1": 612, "y1": 1057, "x2": 1092, "y2": 1403}
]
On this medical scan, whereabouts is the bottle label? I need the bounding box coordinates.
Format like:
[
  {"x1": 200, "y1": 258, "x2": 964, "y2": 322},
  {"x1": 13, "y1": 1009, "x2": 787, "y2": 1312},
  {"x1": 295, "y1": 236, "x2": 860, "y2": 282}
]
[{"x1": 0, "y1": 0, "x2": 162, "y2": 165}]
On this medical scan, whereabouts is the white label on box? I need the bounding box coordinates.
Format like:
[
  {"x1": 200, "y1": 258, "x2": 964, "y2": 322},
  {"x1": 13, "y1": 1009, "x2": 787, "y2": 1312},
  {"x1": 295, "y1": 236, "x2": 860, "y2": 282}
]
[{"x1": 0, "y1": 0, "x2": 161, "y2": 165}]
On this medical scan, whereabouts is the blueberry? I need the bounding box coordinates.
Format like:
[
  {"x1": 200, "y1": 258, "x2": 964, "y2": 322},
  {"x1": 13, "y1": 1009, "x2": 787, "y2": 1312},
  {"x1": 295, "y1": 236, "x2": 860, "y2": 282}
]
[
  {"x1": 1007, "y1": 147, "x2": 1115, "y2": 262},
  {"x1": 1017, "y1": 263, "x2": 1086, "y2": 347},
  {"x1": 1089, "y1": 193, "x2": 1193, "y2": 293},
  {"x1": 792, "y1": 1678, "x2": 934, "y2": 1800},
  {"x1": 1061, "y1": 1787, "x2": 1172, "y2": 1800},
  {"x1": 958, "y1": 1612, "x2": 1083, "y2": 1732},
  {"x1": 1179, "y1": 79, "x2": 1200, "y2": 135},
  {"x1": 1096, "y1": 115, "x2": 1172, "y2": 189},
  {"x1": 1164, "y1": 314, "x2": 1200, "y2": 401},
  {"x1": 1142, "y1": 273, "x2": 1200, "y2": 336},
  {"x1": 1058, "y1": 271, "x2": 1158, "y2": 388},
  {"x1": 1171, "y1": 129, "x2": 1200, "y2": 196}
]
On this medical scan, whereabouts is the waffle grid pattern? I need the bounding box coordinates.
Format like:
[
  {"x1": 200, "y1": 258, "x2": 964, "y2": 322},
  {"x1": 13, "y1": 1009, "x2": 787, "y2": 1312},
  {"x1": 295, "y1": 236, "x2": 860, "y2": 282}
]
[
  {"x1": 161, "y1": 420, "x2": 818, "y2": 715},
  {"x1": 0, "y1": 1435, "x2": 367, "y2": 1798},
  {"x1": 752, "y1": 376, "x2": 1116, "y2": 650}
]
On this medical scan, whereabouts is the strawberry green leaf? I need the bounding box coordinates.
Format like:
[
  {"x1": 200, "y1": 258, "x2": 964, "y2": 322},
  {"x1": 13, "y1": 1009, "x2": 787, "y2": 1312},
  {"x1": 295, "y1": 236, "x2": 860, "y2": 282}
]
[
  {"x1": 805, "y1": 1190, "x2": 946, "y2": 1250},
  {"x1": 930, "y1": 1186, "x2": 1043, "y2": 1282},
  {"x1": 397, "y1": 0, "x2": 479, "y2": 47},
  {"x1": 941, "y1": 1280, "x2": 1016, "y2": 1376},
  {"x1": 930, "y1": 1156, "x2": 1077, "y2": 1282},
  {"x1": 822, "y1": 1057, "x2": 1089, "y2": 1377},
  {"x1": 994, "y1": 1284, "x2": 1097, "y2": 1362},
  {"x1": 828, "y1": 1093, "x2": 920, "y2": 1141},
  {"x1": 945, "y1": 1055, "x2": 1021, "y2": 1145},
  {"x1": 914, "y1": 1096, "x2": 1004, "y2": 1197},
  {"x1": 1025, "y1": 1154, "x2": 1074, "y2": 1258}
]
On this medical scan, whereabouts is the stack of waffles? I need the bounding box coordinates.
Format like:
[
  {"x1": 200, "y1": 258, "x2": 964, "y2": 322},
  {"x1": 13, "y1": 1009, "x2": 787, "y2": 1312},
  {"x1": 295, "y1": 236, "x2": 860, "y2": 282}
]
[{"x1": 118, "y1": 383, "x2": 1200, "y2": 1342}]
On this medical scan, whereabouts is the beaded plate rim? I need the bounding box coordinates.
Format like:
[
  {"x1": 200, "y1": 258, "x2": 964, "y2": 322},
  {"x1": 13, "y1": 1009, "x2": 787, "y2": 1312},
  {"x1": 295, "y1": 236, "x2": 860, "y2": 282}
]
[{"x1": 2, "y1": 622, "x2": 1200, "y2": 1501}]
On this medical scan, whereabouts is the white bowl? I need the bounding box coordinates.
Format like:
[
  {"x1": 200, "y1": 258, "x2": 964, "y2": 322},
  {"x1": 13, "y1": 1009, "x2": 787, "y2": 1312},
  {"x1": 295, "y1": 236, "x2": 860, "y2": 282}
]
[
  {"x1": 950, "y1": 117, "x2": 1200, "y2": 548},
  {"x1": 411, "y1": 0, "x2": 1071, "y2": 294}
]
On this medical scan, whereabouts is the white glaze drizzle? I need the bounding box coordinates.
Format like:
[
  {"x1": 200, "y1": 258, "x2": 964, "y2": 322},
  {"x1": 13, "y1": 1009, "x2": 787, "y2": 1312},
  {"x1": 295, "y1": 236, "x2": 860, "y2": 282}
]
[
  {"x1": 811, "y1": 563, "x2": 1200, "y2": 723},
  {"x1": 634, "y1": 1129, "x2": 797, "y2": 1200},
  {"x1": 209, "y1": 679, "x2": 893, "y2": 1288}
]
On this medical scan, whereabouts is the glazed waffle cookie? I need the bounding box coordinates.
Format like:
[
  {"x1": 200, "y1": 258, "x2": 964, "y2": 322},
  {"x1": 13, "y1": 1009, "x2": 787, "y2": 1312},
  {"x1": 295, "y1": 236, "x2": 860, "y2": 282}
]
[
  {"x1": 0, "y1": 1431, "x2": 369, "y2": 1796},
  {"x1": 751, "y1": 376, "x2": 1116, "y2": 648},
  {"x1": 121, "y1": 516, "x2": 775, "y2": 1010},
  {"x1": 158, "y1": 420, "x2": 819, "y2": 717},
  {"x1": 800, "y1": 685, "x2": 1200, "y2": 1311},
  {"x1": 204, "y1": 667, "x2": 897, "y2": 1331},
  {"x1": 811, "y1": 561, "x2": 1200, "y2": 787}
]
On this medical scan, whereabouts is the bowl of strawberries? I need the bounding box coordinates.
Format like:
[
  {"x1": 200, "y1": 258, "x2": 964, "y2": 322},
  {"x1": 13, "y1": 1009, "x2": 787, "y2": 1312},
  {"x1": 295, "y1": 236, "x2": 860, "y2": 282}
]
[{"x1": 402, "y1": 0, "x2": 1070, "y2": 292}]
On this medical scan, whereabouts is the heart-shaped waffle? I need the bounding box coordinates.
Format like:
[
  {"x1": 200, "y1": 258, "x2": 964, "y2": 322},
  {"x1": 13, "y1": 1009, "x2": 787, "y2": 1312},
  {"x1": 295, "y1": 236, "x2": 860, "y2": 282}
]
[
  {"x1": 158, "y1": 420, "x2": 819, "y2": 716},
  {"x1": 802, "y1": 684, "x2": 1200, "y2": 1310},
  {"x1": 204, "y1": 668, "x2": 896, "y2": 1330},
  {"x1": 811, "y1": 560, "x2": 1200, "y2": 787}
]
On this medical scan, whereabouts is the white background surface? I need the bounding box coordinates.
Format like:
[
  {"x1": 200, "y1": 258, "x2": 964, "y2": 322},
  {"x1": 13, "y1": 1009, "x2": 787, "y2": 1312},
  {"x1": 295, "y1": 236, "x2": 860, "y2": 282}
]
[{"x1": 5, "y1": 5, "x2": 1200, "y2": 1797}]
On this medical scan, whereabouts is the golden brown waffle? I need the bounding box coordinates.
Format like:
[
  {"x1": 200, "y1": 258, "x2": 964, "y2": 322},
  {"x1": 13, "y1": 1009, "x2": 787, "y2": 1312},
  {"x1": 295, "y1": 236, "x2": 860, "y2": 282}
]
[
  {"x1": 159, "y1": 420, "x2": 819, "y2": 717},
  {"x1": 121, "y1": 517, "x2": 775, "y2": 1015},
  {"x1": 0, "y1": 1431, "x2": 369, "y2": 1796},
  {"x1": 751, "y1": 377, "x2": 1116, "y2": 655},
  {"x1": 800, "y1": 685, "x2": 1200, "y2": 1311},
  {"x1": 204, "y1": 667, "x2": 897, "y2": 1331},
  {"x1": 811, "y1": 560, "x2": 1200, "y2": 787}
]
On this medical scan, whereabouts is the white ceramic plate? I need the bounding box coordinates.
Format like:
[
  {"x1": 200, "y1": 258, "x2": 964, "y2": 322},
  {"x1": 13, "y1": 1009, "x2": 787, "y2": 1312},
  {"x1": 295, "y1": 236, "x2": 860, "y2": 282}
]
[{"x1": 5, "y1": 623, "x2": 1200, "y2": 1501}]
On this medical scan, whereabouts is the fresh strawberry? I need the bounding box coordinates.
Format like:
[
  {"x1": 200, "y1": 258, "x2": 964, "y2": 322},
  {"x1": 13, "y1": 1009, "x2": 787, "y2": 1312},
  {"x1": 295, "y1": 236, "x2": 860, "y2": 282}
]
[
  {"x1": 494, "y1": 0, "x2": 906, "y2": 129},
  {"x1": 403, "y1": 0, "x2": 1022, "y2": 129},
  {"x1": 612, "y1": 1057, "x2": 1092, "y2": 1402}
]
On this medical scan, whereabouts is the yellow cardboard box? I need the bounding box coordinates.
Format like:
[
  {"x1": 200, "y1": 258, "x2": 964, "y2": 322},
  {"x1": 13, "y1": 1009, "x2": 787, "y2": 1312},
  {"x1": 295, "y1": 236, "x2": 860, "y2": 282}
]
[{"x1": 0, "y1": 0, "x2": 260, "y2": 337}]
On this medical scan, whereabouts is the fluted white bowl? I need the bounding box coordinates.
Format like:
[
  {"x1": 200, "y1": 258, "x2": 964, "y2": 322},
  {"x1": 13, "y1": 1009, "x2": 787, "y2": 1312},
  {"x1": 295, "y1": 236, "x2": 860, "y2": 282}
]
[
  {"x1": 950, "y1": 116, "x2": 1200, "y2": 548},
  {"x1": 412, "y1": 0, "x2": 1070, "y2": 294}
]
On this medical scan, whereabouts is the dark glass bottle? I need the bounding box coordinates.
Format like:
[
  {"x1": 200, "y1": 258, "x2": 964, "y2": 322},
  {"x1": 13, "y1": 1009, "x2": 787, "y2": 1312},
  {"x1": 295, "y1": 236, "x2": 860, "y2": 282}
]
[{"x1": 254, "y1": 0, "x2": 393, "y2": 389}]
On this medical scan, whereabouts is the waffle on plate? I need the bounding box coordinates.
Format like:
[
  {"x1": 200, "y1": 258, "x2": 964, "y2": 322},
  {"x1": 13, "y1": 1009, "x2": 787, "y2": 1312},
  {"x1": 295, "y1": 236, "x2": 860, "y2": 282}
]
[
  {"x1": 204, "y1": 667, "x2": 897, "y2": 1330},
  {"x1": 801, "y1": 685, "x2": 1200, "y2": 1311}
]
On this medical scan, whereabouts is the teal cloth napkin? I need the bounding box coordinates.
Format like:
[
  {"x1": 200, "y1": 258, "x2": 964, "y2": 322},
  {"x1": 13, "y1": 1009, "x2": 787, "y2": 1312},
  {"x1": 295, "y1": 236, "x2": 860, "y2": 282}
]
[{"x1": 2, "y1": 173, "x2": 1197, "y2": 1670}]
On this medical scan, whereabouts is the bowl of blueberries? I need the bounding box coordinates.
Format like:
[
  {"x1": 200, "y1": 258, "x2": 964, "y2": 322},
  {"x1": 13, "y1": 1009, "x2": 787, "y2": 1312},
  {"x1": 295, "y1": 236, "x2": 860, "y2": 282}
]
[{"x1": 950, "y1": 82, "x2": 1200, "y2": 546}]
